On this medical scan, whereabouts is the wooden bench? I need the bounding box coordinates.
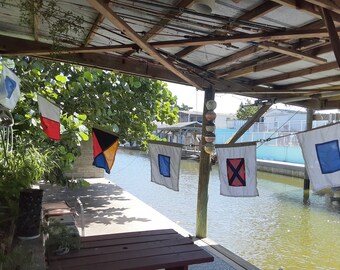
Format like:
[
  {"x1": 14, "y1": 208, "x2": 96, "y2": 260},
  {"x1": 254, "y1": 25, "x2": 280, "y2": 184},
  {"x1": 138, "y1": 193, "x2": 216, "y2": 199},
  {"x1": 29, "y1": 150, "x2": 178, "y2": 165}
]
[
  {"x1": 42, "y1": 199, "x2": 85, "y2": 237},
  {"x1": 46, "y1": 229, "x2": 214, "y2": 270}
]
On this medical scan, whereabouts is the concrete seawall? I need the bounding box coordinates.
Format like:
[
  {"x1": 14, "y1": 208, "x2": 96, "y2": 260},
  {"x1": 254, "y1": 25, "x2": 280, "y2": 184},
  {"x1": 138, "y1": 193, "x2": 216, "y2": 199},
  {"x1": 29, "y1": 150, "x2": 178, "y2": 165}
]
[{"x1": 257, "y1": 159, "x2": 305, "y2": 178}]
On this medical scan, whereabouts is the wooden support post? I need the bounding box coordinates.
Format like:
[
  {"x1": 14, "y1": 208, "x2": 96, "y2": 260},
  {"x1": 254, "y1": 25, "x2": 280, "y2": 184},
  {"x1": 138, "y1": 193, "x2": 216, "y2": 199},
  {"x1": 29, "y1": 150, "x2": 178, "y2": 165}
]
[
  {"x1": 321, "y1": 8, "x2": 340, "y2": 68},
  {"x1": 196, "y1": 87, "x2": 215, "y2": 239},
  {"x1": 303, "y1": 108, "x2": 314, "y2": 203},
  {"x1": 227, "y1": 104, "x2": 271, "y2": 144}
]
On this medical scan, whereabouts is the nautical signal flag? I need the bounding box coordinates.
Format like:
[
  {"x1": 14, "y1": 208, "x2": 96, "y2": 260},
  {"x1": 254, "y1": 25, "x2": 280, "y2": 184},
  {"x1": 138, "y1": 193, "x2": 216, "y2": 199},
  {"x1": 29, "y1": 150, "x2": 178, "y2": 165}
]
[
  {"x1": 148, "y1": 141, "x2": 183, "y2": 191},
  {"x1": 216, "y1": 142, "x2": 258, "y2": 197},
  {"x1": 297, "y1": 123, "x2": 340, "y2": 192},
  {"x1": 0, "y1": 65, "x2": 21, "y2": 110},
  {"x1": 37, "y1": 95, "x2": 61, "y2": 140},
  {"x1": 92, "y1": 127, "x2": 119, "y2": 174}
]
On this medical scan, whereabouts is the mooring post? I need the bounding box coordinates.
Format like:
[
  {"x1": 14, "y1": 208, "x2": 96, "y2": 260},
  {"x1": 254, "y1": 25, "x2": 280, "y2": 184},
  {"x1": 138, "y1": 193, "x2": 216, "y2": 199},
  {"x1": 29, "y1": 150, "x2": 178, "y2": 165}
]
[
  {"x1": 303, "y1": 108, "x2": 314, "y2": 203},
  {"x1": 196, "y1": 86, "x2": 215, "y2": 239}
]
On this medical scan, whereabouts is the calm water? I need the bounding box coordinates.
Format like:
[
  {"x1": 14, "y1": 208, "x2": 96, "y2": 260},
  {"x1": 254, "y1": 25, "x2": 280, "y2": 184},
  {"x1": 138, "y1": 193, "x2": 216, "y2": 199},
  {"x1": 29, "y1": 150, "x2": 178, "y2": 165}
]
[{"x1": 108, "y1": 149, "x2": 340, "y2": 270}]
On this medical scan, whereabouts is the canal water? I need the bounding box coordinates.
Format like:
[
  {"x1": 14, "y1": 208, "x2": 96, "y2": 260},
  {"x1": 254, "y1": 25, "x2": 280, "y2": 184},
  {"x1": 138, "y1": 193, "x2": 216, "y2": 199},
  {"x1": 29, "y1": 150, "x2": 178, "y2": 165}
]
[{"x1": 108, "y1": 149, "x2": 340, "y2": 270}]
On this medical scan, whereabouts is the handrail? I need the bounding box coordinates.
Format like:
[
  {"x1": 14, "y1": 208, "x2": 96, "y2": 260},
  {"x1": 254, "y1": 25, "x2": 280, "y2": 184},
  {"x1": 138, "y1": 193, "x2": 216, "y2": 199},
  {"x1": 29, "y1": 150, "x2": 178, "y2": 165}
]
[{"x1": 75, "y1": 197, "x2": 85, "y2": 237}]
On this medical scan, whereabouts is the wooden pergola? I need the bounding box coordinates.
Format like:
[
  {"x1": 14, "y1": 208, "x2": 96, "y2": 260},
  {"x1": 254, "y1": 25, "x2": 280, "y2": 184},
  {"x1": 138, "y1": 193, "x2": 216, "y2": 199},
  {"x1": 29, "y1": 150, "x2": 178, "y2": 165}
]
[{"x1": 1, "y1": 0, "x2": 340, "y2": 238}]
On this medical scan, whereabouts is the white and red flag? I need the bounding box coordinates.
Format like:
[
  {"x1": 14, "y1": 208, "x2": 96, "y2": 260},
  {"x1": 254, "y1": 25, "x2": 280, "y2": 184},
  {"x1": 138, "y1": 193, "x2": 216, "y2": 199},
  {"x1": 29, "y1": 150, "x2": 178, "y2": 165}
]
[{"x1": 37, "y1": 95, "x2": 61, "y2": 140}]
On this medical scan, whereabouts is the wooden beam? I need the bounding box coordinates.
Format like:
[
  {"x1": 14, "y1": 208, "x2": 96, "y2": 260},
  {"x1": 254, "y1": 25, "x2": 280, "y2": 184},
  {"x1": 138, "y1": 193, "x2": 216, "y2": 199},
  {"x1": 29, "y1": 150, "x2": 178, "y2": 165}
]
[
  {"x1": 124, "y1": 0, "x2": 195, "y2": 56},
  {"x1": 271, "y1": 0, "x2": 321, "y2": 17},
  {"x1": 2, "y1": 44, "x2": 137, "y2": 56},
  {"x1": 253, "y1": 61, "x2": 339, "y2": 85},
  {"x1": 219, "y1": 66, "x2": 255, "y2": 79},
  {"x1": 227, "y1": 104, "x2": 271, "y2": 144},
  {"x1": 258, "y1": 41, "x2": 327, "y2": 64},
  {"x1": 4, "y1": 27, "x2": 337, "y2": 57},
  {"x1": 83, "y1": 0, "x2": 110, "y2": 46},
  {"x1": 149, "y1": 28, "x2": 337, "y2": 49},
  {"x1": 216, "y1": 52, "x2": 279, "y2": 78},
  {"x1": 88, "y1": 0, "x2": 200, "y2": 88},
  {"x1": 321, "y1": 8, "x2": 340, "y2": 68},
  {"x1": 201, "y1": 19, "x2": 326, "y2": 71},
  {"x1": 175, "y1": 1, "x2": 281, "y2": 58},
  {"x1": 83, "y1": 14, "x2": 105, "y2": 46},
  {"x1": 143, "y1": 0, "x2": 195, "y2": 41},
  {"x1": 303, "y1": 0, "x2": 340, "y2": 15},
  {"x1": 278, "y1": 75, "x2": 340, "y2": 89}
]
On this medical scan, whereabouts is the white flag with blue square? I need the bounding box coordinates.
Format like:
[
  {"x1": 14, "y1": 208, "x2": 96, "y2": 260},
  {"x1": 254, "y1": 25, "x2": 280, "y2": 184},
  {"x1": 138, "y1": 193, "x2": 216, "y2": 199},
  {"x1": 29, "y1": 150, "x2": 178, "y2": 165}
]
[
  {"x1": 297, "y1": 123, "x2": 340, "y2": 191},
  {"x1": 148, "y1": 141, "x2": 183, "y2": 191},
  {"x1": 0, "y1": 65, "x2": 21, "y2": 110}
]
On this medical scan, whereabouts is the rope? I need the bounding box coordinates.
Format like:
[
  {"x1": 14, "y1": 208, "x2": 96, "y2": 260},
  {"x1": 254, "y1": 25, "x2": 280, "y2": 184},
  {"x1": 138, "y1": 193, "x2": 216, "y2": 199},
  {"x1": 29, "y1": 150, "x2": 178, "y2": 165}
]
[{"x1": 256, "y1": 108, "x2": 303, "y2": 149}]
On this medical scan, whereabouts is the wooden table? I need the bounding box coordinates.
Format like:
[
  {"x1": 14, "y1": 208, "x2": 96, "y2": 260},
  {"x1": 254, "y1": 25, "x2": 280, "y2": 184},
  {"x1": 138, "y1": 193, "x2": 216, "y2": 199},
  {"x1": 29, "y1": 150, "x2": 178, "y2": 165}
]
[{"x1": 46, "y1": 229, "x2": 214, "y2": 270}]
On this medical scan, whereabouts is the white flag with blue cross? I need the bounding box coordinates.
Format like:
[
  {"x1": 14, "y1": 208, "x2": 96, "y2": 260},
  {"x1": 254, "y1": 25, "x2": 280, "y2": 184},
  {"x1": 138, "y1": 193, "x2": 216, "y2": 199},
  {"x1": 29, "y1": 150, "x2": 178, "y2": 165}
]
[
  {"x1": 216, "y1": 142, "x2": 258, "y2": 197},
  {"x1": 297, "y1": 123, "x2": 340, "y2": 192},
  {"x1": 148, "y1": 141, "x2": 183, "y2": 191},
  {"x1": 0, "y1": 65, "x2": 21, "y2": 110}
]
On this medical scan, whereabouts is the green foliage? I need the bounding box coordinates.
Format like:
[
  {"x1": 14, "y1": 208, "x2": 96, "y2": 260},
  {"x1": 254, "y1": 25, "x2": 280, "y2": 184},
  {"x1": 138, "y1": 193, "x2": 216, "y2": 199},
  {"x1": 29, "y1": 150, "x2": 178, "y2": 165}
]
[
  {"x1": 44, "y1": 220, "x2": 80, "y2": 253},
  {"x1": 0, "y1": 57, "x2": 178, "y2": 186},
  {"x1": 0, "y1": 245, "x2": 33, "y2": 270},
  {"x1": 0, "y1": 139, "x2": 57, "y2": 212},
  {"x1": 2, "y1": 0, "x2": 85, "y2": 47},
  {"x1": 236, "y1": 99, "x2": 259, "y2": 120}
]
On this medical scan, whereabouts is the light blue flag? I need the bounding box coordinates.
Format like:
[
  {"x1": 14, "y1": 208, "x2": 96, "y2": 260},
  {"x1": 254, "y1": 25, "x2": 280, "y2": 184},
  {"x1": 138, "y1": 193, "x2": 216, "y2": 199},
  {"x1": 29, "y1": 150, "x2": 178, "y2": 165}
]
[
  {"x1": 148, "y1": 141, "x2": 183, "y2": 191},
  {"x1": 0, "y1": 65, "x2": 21, "y2": 110},
  {"x1": 297, "y1": 123, "x2": 340, "y2": 191}
]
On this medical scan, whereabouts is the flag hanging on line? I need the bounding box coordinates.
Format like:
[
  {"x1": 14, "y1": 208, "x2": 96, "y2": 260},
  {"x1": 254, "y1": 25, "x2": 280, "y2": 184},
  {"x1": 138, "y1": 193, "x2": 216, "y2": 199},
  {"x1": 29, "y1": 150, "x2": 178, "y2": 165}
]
[
  {"x1": 216, "y1": 142, "x2": 258, "y2": 197},
  {"x1": 37, "y1": 95, "x2": 61, "y2": 140},
  {"x1": 92, "y1": 127, "x2": 119, "y2": 174},
  {"x1": 0, "y1": 65, "x2": 21, "y2": 110},
  {"x1": 148, "y1": 141, "x2": 183, "y2": 191},
  {"x1": 296, "y1": 123, "x2": 340, "y2": 192}
]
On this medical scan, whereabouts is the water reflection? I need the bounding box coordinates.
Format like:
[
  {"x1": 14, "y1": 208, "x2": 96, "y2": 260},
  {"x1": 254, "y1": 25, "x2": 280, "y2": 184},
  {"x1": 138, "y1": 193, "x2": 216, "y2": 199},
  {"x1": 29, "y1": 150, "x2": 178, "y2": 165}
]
[{"x1": 109, "y1": 149, "x2": 340, "y2": 270}]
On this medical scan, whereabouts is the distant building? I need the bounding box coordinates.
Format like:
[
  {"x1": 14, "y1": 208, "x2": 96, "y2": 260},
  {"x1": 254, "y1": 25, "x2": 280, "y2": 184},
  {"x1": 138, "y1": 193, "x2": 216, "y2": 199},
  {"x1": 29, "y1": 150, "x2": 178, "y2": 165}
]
[{"x1": 178, "y1": 111, "x2": 236, "y2": 129}]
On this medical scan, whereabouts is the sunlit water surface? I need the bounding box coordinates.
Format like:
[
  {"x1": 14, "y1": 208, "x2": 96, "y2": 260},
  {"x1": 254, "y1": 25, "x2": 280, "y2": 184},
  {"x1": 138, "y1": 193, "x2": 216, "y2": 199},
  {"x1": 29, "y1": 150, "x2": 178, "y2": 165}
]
[{"x1": 108, "y1": 149, "x2": 340, "y2": 270}]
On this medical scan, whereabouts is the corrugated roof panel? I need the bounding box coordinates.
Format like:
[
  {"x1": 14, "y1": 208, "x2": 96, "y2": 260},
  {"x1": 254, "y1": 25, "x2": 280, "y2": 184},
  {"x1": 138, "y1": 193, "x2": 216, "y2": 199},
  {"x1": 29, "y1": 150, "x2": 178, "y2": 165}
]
[
  {"x1": 318, "y1": 51, "x2": 336, "y2": 62},
  {"x1": 273, "y1": 77, "x2": 309, "y2": 86},
  {"x1": 93, "y1": 18, "x2": 134, "y2": 45},
  {"x1": 302, "y1": 70, "x2": 340, "y2": 80},
  {"x1": 272, "y1": 60, "x2": 316, "y2": 73},
  {"x1": 214, "y1": 0, "x2": 266, "y2": 18},
  {"x1": 301, "y1": 83, "x2": 333, "y2": 89},
  {"x1": 185, "y1": 48, "x2": 227, "y2": 66},
  {"x1": 0, "y1": 2, "x2": 32, "y2": 39},
  {"x1": 254, "y1": 6, "x2": 317, "y2": 28},
  {"x1": 245, "y1": 70, "x2": 282, "y2": 80}
]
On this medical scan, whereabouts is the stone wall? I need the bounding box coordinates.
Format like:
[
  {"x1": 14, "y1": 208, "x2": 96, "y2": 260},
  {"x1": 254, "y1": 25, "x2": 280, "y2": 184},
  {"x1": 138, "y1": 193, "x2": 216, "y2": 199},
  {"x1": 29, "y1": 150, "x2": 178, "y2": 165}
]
[{"x1": 64, "y1": 138, "x2": 104, "y2": 178}]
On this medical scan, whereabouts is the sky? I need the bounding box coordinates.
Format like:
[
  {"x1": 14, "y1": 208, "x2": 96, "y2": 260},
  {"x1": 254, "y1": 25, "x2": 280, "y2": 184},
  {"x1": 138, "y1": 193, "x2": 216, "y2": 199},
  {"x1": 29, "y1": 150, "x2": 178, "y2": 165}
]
[
  {"x1": 166, "y1": 82, "x2": 317, "y2": 114},
  {"x1": 167, "y1": 82, "x2": 250, "y2": 114}
]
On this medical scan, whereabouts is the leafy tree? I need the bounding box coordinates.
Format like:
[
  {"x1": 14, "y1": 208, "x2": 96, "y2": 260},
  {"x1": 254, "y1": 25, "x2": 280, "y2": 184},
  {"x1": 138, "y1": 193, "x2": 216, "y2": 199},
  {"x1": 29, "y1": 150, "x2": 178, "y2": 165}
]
[
  {"x1": 236, "y1": 99, "x2": 259, "y2": 120},
  {"x1": 0, "y1": 57, "x2": 179, "y2": 185},
  {"x1": 176, "y1": 103, "x2": 193, "y2": 111}
]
